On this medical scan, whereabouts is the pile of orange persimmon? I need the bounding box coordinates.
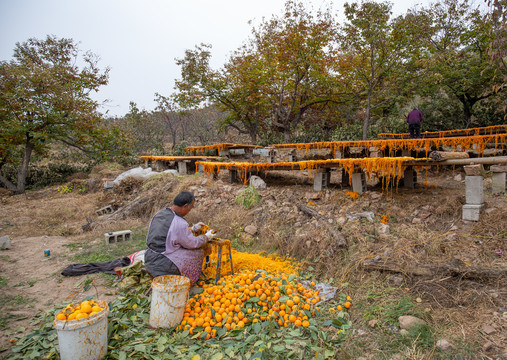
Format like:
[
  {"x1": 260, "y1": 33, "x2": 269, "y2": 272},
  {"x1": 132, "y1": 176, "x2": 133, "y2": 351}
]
[
  {"x1": 177, "y1": 270, "x2": 351, "y2": 340},
  {"x1": 55, "y1": 300, "x2": 104, "y2": 321}
]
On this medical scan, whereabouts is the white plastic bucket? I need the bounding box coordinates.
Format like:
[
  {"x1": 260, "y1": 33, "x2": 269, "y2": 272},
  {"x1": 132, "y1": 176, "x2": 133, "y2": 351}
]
[
  {"x1": 149, "y1": 275, "x2": 190, "y2": 328},
  {"x1": 53, "y1": 300, "x2": 109, "y2": 360}
]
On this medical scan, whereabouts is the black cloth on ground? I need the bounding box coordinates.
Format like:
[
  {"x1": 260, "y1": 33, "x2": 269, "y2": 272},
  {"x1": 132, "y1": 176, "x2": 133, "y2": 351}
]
[{"x1": 61, "y1": 257, "x2": 131, "y2": 276}]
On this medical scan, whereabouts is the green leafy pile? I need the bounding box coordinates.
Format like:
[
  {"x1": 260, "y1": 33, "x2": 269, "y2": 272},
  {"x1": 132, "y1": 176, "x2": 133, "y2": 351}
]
[{"x1": 9, "y1": 284, "x2": 351, "y2": 360}]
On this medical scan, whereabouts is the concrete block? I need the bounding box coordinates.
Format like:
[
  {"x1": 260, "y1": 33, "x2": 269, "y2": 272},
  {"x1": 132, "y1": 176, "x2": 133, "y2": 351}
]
[
  {"x1": 334, "y1": 151, "x2": 344, "y2": 159},
  {"x1": 465, "y1": 175, "x2": 484, "y2": 205},
  {"x1": 351, "y1": 172, "x2": 367, "y2": 194},
  {"x1": 218, "y1": 150, "x2": 230, "y2": 157},
  {"x1": 95, "y1": 205, "x2": 115, "y2": 216},
  {"x1": 313, "y1": 169, "x2": 331, "y2": 192},
  {"x1": 404, "y1": 168, "x2": 417, "y2": 189},
  {"x1": 462, "y1": 204, "x2": 484, "y2": 221},
  {"x1": 229, "y1": 149, "x2": 245, "y2": 155},
  {"x1": 253, "y1": 148, "x2": 271, "y2": 157},
  {"x1": 490, "y1": 165, "x2": 507, "y2": 173},
  {"x1": 267, "y1": 149, "x2": 276, "y2": 163},
  {"x1": 0, "y1": 235, "x2": 11, "y2": 250},
  {"x1": 492, "y1": 172, "x2": 506, "y2": 194},
  {"x1": 104, "y1": 230, "x2": 132, "y2": 245},
  {"x1": 177, "y1": 161, "x2": 187, "y2": 175}
]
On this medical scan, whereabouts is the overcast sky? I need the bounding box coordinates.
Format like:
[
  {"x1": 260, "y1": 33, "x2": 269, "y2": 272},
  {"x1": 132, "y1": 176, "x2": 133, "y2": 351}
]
[{"x1": 1, "y1": 0, "x2": 430, "y2": 117}]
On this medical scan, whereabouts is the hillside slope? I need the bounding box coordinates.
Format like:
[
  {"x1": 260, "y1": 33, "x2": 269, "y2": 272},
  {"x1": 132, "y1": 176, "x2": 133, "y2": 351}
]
[{"x1": 0, "y1": 165, "x2": 505, "y2": 359}]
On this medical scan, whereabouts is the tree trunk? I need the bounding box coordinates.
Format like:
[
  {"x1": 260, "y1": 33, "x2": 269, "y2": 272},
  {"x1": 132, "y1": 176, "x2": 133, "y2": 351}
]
[
  {"x1": 363, "y1": 96, "x2": 371, "y2": 140},
  {"x1": 0, "y1": 174, "x2": 18, "y2": 193},
  {"x1": 249, "y1": 131, "x2": 257, "y2": 144},
  {"x1": 284, "y1": 130, "x2": 291, "y2": 143},
  {"x1": 458, "y1": 94, "x2": 478, "y2": 128},
  {"x1": 14, "y1": 135, "x2": 35, "y2": 194}
]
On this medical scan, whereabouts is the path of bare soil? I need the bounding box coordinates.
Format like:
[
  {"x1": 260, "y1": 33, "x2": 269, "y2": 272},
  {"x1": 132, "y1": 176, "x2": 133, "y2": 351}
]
[{"x1": 0, "y1": 165, "x2": 506, "y2": 359}]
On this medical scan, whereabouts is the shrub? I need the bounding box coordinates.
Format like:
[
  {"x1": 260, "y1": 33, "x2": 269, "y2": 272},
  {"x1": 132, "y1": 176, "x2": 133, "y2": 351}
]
[
  {"x1": 236, "y1": 185, "x2": 260, "y2": 209},
  {"x1": 0, "y1": 163, "x2": 92, "y2": 190}
]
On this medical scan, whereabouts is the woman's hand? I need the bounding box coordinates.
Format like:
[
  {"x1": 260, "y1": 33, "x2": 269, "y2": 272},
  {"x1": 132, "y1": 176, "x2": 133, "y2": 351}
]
[
  {"x1": 205, "y1": 229, "x2": 216, "y2": 241},
  {"x1": 191, "y1": 222, "x2": 205, "y2": 232}
]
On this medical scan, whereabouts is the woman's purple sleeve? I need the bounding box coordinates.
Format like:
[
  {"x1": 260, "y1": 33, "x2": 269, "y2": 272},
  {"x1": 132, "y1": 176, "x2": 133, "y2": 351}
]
[{"x1": 167, "y1": 216, "x2": 207, "y2": 249}]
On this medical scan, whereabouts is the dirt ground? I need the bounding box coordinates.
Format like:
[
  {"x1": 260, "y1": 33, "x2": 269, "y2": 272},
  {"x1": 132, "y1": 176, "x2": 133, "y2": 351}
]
[{"x1": 0, "y1": 163, "x2": 506, "y2": 359}]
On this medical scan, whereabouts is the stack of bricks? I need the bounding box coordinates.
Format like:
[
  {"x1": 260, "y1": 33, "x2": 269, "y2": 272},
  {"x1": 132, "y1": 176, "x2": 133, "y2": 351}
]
[{"x1": 462, "y1": 165, "x2": 484, "y2": 221}]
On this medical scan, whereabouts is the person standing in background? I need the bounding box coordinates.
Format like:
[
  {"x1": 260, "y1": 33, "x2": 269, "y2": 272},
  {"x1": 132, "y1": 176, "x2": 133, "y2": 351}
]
[{"x1": 406, "y1": 107, "x2": 423, "y2": 139}]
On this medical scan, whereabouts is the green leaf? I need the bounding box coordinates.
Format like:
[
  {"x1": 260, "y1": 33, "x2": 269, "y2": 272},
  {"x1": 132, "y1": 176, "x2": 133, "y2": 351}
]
[
  {"x1": 210, "y1": 353, "x2": 224, "y2": 360},
  {"x1": 217, "y1": 327, "x2": 227, "y2": 338},
  {"x1": 332, "y1": 318, "x2": 345, "y2": 327},
  {"x1": 324, "y1": 349, "x2": 335, "y2": 358},
  {"x1": 224, "y1": 347, "x2": 235, "y2": 357},
  {"x1": 253, "y1": 322, "x2": 262, "y2": 334},
  {"x1": 247, "y1": 297, "x2": 260, "y2": 303},
  {"x1": 272, "y1": 344, "x2": 285, "y2": 352},
  {"x1": 278, "y1": 296, "x2": 289, "y2": 303},
  {"x1": 134, "y1": 344, "x2": 146, "y2": 353},
  {"x1": 157, "y1": 335, "x2": 168, "y2": 345}
]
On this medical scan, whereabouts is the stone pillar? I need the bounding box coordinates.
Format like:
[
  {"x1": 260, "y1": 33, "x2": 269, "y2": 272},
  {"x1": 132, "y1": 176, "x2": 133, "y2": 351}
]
[
  {"x1": 313, "y1": 168, "x2": 331, "y2": 192},
  {"x1": 351, "y1": 172, "x2": 367, "y2": 194},
  {"x1": 462, "y1": 165, "x2": 484, "y2": 221},
  {"x1": 289, "y1": 149, "x2": 298, "y2": 162},
  {"x1": 229, "y1": 169, "x2": 238, "y2": 183},
  {"x1": 268, "y1": 149, "x2": 276, "y2": 163},
  {"x1": 403, "y1": 166, "x2": 417, "y2": 189},
  {"x1": 178, "y1": 161, "x2": 187, "y2": 175},
  {"x1": 369, "y1": 147, "x2": 380, "y2": 158},
  {"x1": 491, "y1": 165, "x2": 506, "y2": 194}
]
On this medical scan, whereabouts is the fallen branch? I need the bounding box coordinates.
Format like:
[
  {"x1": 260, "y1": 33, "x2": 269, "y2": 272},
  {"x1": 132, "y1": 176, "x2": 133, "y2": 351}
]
[{"x1": 362, "y1": 256, "x2": 507, "y2": 280}]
